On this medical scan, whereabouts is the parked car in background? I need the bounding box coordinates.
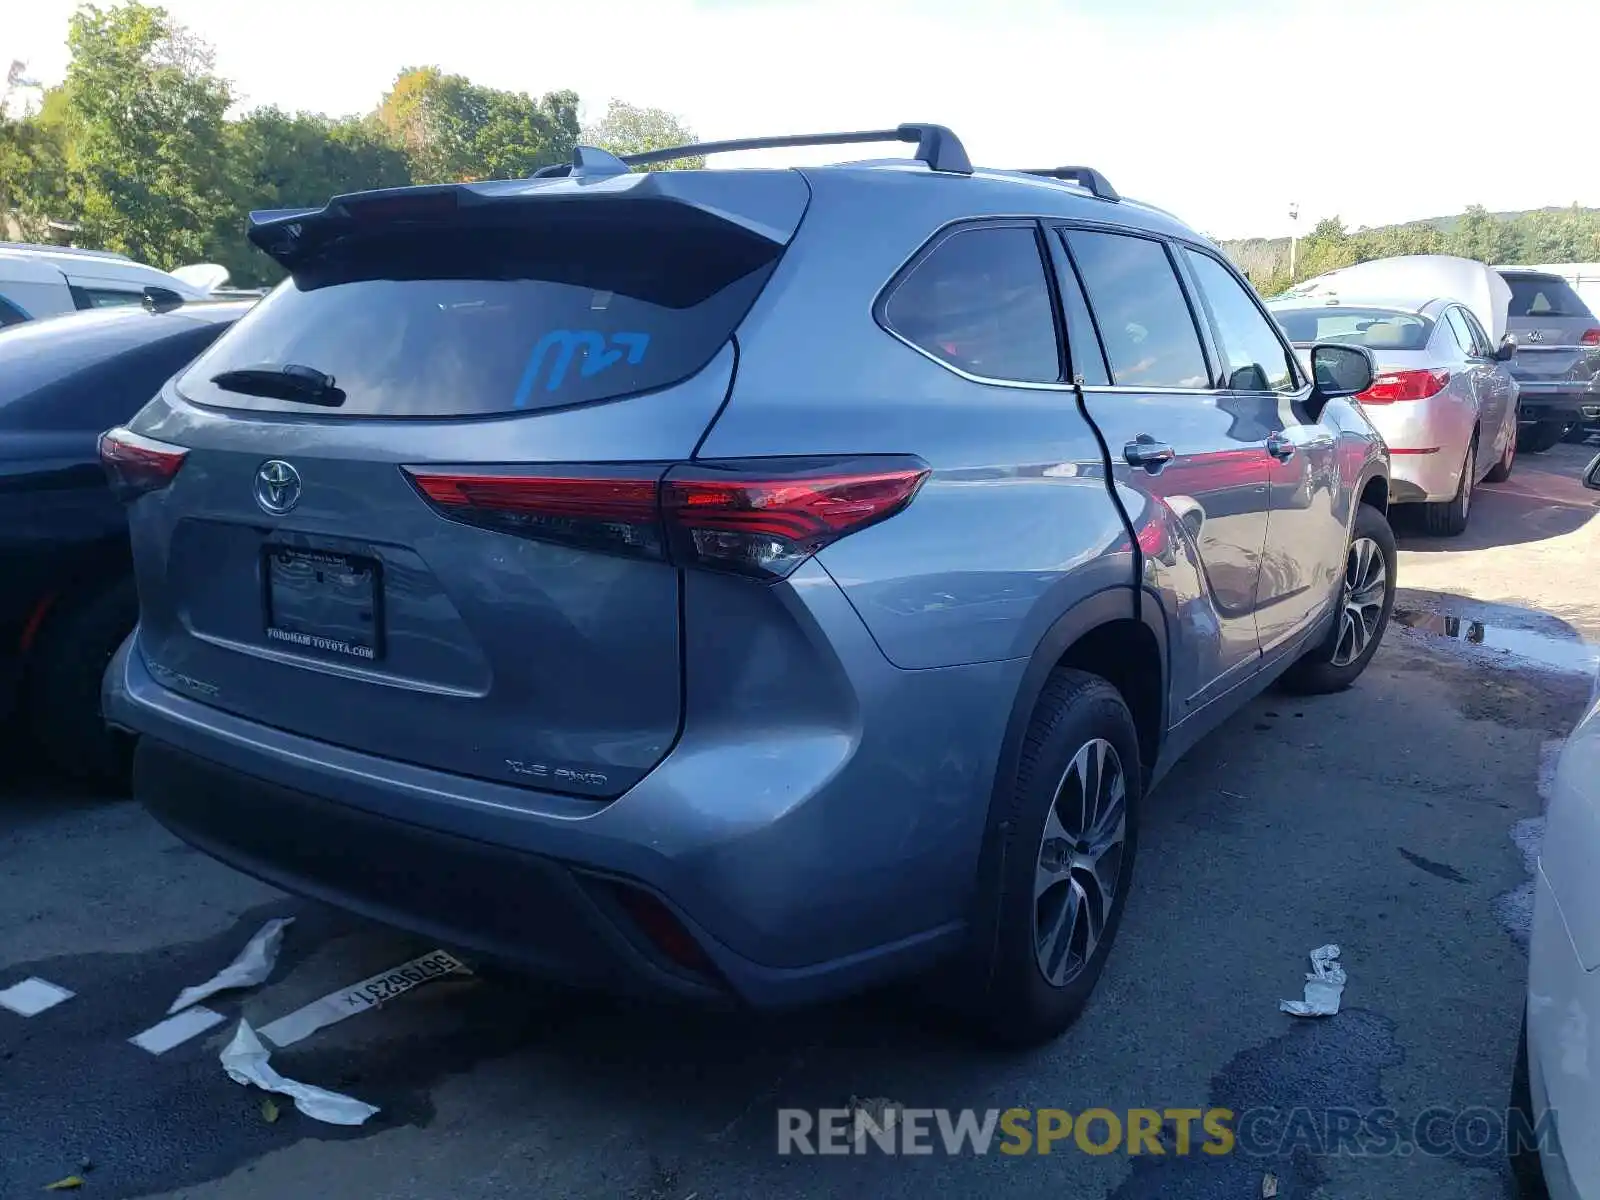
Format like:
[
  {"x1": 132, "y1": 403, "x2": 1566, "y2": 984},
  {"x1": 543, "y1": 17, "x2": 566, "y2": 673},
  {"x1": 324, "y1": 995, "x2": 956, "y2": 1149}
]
[
  {"x1": 0, "y1": 242, "x2": 209, "y2": 327},
  {"x1": 1515, "y1": 455, "x2": 1600, "y2": 1197},
  {"x1": 1270, "y1": 289, "x2": 1519, "y2": 536},
  {"x1": 1494, "y1": 268, "x2": 1600, "y2": 452},
  {"x1": 103, "y1": 126, "x2": 1395, "y2": 1045},
  {"x1": 0, "y1": 299, "x2": 252, "y2": 783}
]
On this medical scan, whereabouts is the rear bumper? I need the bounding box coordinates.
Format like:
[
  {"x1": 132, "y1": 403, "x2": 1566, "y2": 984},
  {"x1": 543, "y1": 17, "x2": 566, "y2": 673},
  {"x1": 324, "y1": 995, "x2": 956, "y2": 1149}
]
[
  {"x1": 108, "y1": 598, "x2": 1015, "y2": 1007},
  {"x1": 1517, "y1": 384, "x2": 1598, "y2": 422},
  {"x1": 1386, "y1": 451, "x2": 1465, "y2": 505},
  {"x1": 134, "y1": 737, "x2": 732, "y2": 1002}
]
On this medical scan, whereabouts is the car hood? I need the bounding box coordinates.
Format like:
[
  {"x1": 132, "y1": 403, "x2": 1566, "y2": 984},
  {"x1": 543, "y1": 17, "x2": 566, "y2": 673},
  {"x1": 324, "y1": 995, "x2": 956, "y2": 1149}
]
[{"x1": 1277, "y1": 255, "x2": 1513, "y2": 343}]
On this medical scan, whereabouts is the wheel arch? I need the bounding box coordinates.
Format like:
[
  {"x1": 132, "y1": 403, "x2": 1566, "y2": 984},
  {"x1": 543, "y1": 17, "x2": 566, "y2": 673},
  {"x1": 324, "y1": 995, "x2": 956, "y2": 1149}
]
[{"x1": 956, "y1": 586, "x2": 1168, "y2": 992}]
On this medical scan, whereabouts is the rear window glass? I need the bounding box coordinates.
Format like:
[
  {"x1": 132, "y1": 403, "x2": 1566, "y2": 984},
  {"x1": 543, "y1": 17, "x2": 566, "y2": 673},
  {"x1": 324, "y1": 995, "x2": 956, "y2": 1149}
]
[
  {"x1": 177, "y1": 212, "x2": 782, "y2": 417},
  {"x1": 1271, "y1": 307, "x2": 1433, "y2": 351},
  {"x1": 1503, "y1": 275, "x2": 1593, "y2": 319},
  {"x1": 881, "y1": 224, "x2": 1061, "y2": 383}
]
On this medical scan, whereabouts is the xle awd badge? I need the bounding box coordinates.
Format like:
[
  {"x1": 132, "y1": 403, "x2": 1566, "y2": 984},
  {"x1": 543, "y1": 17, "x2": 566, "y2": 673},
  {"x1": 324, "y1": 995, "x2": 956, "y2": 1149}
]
[{"x1": 255, "y1": 460, "x2": 302, "y2": 515}]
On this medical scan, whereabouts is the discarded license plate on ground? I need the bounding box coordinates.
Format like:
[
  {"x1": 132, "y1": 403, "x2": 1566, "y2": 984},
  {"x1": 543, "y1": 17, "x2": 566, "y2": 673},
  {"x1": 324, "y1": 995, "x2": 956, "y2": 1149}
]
[{"x1": 257, "y1": 949, "x2": 468, "y2": 1048}]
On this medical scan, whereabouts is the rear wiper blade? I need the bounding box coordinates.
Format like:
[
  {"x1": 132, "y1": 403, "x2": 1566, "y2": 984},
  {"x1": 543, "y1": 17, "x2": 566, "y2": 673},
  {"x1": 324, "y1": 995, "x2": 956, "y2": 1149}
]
[{"x1": 210, "y1": 364, "x2": 346, "y2": 407}]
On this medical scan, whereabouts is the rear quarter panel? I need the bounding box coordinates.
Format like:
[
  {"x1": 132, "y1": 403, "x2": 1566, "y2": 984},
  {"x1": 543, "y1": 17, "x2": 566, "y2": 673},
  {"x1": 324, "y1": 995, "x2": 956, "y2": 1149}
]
[{"x1": 698, "y1": 170, "x2": 1137, "y2": 671}]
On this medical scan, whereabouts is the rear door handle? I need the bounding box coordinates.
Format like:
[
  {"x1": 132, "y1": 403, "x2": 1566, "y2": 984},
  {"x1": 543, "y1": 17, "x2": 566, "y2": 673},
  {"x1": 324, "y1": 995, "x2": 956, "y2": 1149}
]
[
  {"x1": 1266, "y1": 432, "x2": 1296, "y2": 461},
  {"x1": 1123, "y1": 437, "x2": 1175, "y2": 468}
]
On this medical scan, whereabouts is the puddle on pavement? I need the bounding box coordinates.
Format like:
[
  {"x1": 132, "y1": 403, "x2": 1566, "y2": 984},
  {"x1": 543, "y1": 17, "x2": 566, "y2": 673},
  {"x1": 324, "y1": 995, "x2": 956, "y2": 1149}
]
[{"x1": 1392, "y1": 609, "x2": 1599, "y2": 675}]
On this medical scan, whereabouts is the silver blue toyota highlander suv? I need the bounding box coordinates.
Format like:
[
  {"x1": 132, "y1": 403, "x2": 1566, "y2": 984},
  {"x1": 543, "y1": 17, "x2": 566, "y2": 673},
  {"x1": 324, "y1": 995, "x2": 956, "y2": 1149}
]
[{"x1": 101, "y1": 125, "x2": 1395, "y2": 1045}]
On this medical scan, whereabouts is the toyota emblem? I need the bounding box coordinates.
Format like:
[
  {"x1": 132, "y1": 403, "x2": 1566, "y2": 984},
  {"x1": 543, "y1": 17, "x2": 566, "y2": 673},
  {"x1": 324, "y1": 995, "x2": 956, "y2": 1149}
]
[{"x1": 254, "y1": 460, "x2": 302, "y2": 515}]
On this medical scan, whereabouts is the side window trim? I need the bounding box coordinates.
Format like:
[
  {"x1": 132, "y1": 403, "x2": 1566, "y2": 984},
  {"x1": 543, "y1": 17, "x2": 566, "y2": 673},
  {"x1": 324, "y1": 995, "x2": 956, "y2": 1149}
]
[
  {"x1": 1445, "y1": 307, "x2": 1480, "y2": 358},
  {"x1": 1052, "y1": 222, "x2": 1220, "y2": 393},
  {"x1": 1178, "y1": 243, "x2": 1307, "y2": 392},
  {"x1": 0, "y1": 293, "x2": 30, "y2": 326},
  {"x1": 1040, "y1": 227, "x2": 1111, "y2": 386},
  {"x1": 872, "y1": 216, "x2": 1069, "y2": 390},
  {"x1": 1460, "y1": 307, "x2": 1493, "y2": 358}
]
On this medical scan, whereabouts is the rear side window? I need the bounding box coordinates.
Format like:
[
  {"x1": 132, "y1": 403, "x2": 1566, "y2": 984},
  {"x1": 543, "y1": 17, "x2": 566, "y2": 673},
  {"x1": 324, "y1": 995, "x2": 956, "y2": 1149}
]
[
  {"x1": 1504, "y1": 275, "x2": 1593, "y2": 319},
  {"x1": 1063, "y1": 230, "x2": 1211, "y2": 390},
  {"x1": 70, "y1": 286, "x2": 145, "y2": 310},
  {"x1": 178, "y1": 210, "x2": 783, "y2": 417},
  {"x1": 1183, "y1": 250, "x2": 1297, "y2": 392},
  {"x1": 881, "y1": 224, "x2": 1061, "y2": 383},
  {"x1": 0, "y1": 295, "x2": 27, "y2": 327}
]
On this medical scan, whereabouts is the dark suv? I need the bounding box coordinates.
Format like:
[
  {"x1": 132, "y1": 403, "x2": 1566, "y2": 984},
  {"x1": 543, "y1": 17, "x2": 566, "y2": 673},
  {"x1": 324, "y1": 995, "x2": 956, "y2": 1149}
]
[
  {"x1": 1497, "y1": 269, "x2": 1600, "y2": 452},
  {"x1": 103, "y1": 125, "x2": 1394, "y2": 1043}
]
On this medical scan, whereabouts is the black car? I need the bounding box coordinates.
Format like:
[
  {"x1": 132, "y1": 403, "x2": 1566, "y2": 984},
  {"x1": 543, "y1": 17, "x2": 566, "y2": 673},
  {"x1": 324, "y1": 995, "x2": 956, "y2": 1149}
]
[{"x1": 0, "y1": 300, "x2": 251, "y2": 783}]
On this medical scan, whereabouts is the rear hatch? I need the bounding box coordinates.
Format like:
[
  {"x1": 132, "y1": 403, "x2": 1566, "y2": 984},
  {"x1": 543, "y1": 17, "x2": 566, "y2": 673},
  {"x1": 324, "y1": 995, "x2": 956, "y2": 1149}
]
[
  {"x1": 119, "y1": 171, "x2": 809, "y2": 798},
  {"x1": 1501, "y1": 272, "x2": 1600, "y2": 386}
]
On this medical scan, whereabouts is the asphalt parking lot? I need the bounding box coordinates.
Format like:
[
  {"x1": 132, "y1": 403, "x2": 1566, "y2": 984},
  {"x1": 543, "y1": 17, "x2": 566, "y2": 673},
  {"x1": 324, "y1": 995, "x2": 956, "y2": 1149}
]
[{"x1": 4, "y1": 440, "x2": 1598, "y2": 1200}]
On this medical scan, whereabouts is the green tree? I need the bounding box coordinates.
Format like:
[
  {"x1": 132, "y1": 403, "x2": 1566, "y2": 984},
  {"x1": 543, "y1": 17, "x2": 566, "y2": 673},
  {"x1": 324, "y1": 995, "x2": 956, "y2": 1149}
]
[
  {"x1": 580, "y1": 100, "x2": 704, "y2": 170},
  {"x1": 49, "y1": 3, "x2": 234, "y2": 267},
  {"x1": 0, "y1": 62, "x2": 69, "y2": 238},
  {"x1": 375, "y1": 67, "x2": 579, "y2": 183},
  {"x1": 220, "y1": 107, "x2": 412, "y2": 284},
  {"x1": 1296, "y1": 217, "x2": 1358, "y2": 278},
  {"x1": 1446, "y1": 205, "x2": 1520, "y2": 265}
]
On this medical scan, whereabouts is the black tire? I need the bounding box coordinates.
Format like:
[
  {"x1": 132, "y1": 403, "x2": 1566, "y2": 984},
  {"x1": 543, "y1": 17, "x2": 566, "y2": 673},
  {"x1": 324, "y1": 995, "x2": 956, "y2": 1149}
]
[
  {"x1": 23, "y1": 576, "x2": 138, "y2": 788},
  {"x1": 1509, "y1": 1008, "x2": 1549, "y2": 1197},
  {"x1": 965, "y1": 669, "x2": 1141, "y2": 1047},
  {"x1": 1280, "y1": 503, "x2": 1397, "y2": 695},
  {"x1": 1519, "y1": 420, "x2": 1568, "y2": 454},
  {"x1": 1422, "y1": 440, "x2": 1474, "y2": 537},
  {"x1": 1561, "y1": 422, "x2": 1592, "y2": 445},
  {"x1": 1484, "y1": 421, "x2": 1516, "y2": 484}
]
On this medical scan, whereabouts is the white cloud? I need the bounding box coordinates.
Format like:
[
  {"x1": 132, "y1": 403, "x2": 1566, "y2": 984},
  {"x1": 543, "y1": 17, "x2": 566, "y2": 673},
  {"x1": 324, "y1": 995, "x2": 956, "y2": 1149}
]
[{"x1": 5, "y1": 0, "x2": 1597, "y2": 238}]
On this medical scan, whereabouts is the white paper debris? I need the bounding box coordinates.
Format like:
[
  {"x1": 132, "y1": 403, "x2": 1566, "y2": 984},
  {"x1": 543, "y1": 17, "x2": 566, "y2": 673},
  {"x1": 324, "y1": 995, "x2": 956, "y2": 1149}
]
[
  {"x1": 1280, "y1": 944, "x2": 1346, "y2": 1017},
  {"x1": 258, "y1": 948, "x2": 467, "y2": 1048},
  {"x1": 131, "y1": 1006, "x2": 227, "y2": 1054},
  {"x1": 0, "y1": 977, "x2": 75, "y2": 1016},
  {"x1": 169, "y1": 917, "x2": 294, "y2": 1015},
  {"x1": 221, "y1": 1020, "x2": 379, "y2": 1126}
]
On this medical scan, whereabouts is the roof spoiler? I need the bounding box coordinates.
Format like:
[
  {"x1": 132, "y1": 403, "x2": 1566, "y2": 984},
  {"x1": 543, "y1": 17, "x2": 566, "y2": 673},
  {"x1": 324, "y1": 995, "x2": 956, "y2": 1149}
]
[
  {"x1": 1018, "y1": 166, "x2": 1120, "y2": 203},
  {"x1": 532, "y1": 122, "x2": 975, "y2": 179}
]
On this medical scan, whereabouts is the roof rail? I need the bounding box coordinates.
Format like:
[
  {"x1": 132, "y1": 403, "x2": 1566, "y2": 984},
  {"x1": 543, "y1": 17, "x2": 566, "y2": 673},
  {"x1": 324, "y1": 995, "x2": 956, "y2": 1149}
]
[
  {"x1": 534, "y1": 123, "x2": 974, "y2": 179},
  {"x1": 1019, "y1": 166, "x2": 1120, "y2": 203}
]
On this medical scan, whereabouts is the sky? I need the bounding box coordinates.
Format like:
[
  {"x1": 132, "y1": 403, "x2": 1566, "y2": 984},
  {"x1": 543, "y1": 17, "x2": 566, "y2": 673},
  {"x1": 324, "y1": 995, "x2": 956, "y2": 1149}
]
[{"x1": 6, "y1": 0, "x2": 1598, "y2": 240}]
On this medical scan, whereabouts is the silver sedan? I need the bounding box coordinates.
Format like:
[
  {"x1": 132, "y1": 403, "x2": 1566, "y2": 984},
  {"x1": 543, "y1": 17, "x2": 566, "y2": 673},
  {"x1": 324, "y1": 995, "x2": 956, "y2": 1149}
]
[{"x1": 1269, "y1": 297, "x2": 1520, "y2": 536}]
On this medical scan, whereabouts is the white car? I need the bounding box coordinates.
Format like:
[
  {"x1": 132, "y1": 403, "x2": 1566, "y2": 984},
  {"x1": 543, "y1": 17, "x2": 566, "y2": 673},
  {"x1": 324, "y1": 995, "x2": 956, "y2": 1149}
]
[
  {"x1": 0, "y1": 242, "x2": 208, "y2": 327},
  {"x1": 1518, "y1": 452, "x2": 1600, "y2": 1199}
]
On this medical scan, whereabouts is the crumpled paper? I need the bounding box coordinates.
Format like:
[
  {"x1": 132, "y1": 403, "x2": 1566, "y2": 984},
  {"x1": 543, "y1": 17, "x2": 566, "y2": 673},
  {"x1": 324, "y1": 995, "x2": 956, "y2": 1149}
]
[
  {"x1": 1279, "y1": 944, "x2": 1346, "y2": 1017},
  {"x1": 221, "y1": 1020, "x2": 379, "y2": 1126},
  {"x1": 169, "y1": 917, "x2": 293, "y2": 1015}
]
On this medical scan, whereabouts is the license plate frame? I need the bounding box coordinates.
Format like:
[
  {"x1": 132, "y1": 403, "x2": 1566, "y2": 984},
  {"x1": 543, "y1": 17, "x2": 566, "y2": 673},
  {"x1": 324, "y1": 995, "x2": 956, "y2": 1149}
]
[{"x1": 262, "y1": 545, "x2": 384, "y2": 662}]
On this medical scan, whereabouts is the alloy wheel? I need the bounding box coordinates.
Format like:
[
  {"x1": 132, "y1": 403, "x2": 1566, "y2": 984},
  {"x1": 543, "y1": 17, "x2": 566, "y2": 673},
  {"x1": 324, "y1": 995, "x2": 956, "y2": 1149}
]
[
  {"x1": 1032, "y1": 738, "x2": 1128, "y2": 987},
  {"x1": 1330, "y1": 536, "x2": 1387, "y2": 667}
]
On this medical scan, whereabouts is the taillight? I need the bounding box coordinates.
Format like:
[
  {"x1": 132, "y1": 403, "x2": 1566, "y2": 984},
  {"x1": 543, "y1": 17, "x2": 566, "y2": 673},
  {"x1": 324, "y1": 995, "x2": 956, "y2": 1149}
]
[
  {"x1": 405, "y1": 469, "x2": 664, "y2": 559},
  {"x1": 1355, "y1": 368, "x2": 1451, "y2": 404},
  {"x1": 1581, "y1": 329, "x2": 1600, "y2": 346},
  {"x1": 661, "y1": 458, "x2": 929, "y2": 580},
  {"x1": 403, "y1": 457, "x2": 929, "y2": 581},
  {"x1": 98, "y1": 426, "x2": 188, "y2": 500}
]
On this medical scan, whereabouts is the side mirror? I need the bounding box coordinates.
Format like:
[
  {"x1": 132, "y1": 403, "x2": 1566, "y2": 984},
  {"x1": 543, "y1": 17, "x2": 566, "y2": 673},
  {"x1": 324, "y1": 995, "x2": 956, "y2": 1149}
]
[
  {"x1": 1584, "y1": 452, "x2": 1600, "y2": 491},
  {"x1": 1495, "y1": 335, "x2": 1518, "y2": 363},
  {"x1": 141, "y1": 285, "x2": 185, "y2": 313},
  {"x1": 1309, "y1": 342, "x2": 1375, "y2": 399}
]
